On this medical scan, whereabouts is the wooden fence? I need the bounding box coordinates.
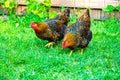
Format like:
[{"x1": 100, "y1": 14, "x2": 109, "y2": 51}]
[
  {"x1": 1, "y1": 0, "x2": 120, "y2": 19},
  {"x1": 18, "y1": 0, "x2": 119, "y2": 8}
]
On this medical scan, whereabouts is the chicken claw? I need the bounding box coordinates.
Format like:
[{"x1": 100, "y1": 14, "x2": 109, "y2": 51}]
[
  {"x1": 45, "y1": 42, "x2": 55, "y2": 47},
  {"x1": 80, "y1": 49, "x2": 84, "y2": 54},
  {"x1": 69, "y1": 50, "x2": 73, "y2": 56}
]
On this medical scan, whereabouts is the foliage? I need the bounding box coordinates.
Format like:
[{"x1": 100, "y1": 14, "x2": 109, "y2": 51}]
[
  {"x1": 103, "y1": 5, "x2": 115, "y2": 12},
  {"x1": 49, "y1": 11, "x2": 57, "y2": 18},
  {"x1": 5, "y1": 0, "x2": 58, "y2": 28},
  {"x1": 0, "y1": 11, "x2": 4, "y2": 15},
  {"x1": 6, "y1": 13, "x2": 42, "y2": 28},
  {"x1": 0, "y1": 18, "x2": 120, "y2": 79},
  {"x1": 103, "y1": 4, "x2": 120, "y2": 12},
  {"x1": 0, "y1": 0, "x2": 57, "y2": 28},
  {"x1": 0, "y1": 0, "x2": 6, "y2": 15},
  {"x1": 26, "y1": 0, "x2": 51, "y2": 21},
  {"x1": 102, "y1": 4, "x2": 120, "y2": 19},
  {"x1": 2, "y1": 0, "x2": 16, "y2": 14},
  {"x1": 1, "y1": 0, "x2": 57, "y2": 26},
  {"x1": 116, "y1": 5, "x2": 120, "y2": 12},
  {"x1": 68, "y1": 14, "x2": 77, "y2": 25},
  {"x1": 0, "y1": 0, "x2": 5, "y2": 5},
  {"x1": 61, "y1": 6, "x2": 65, "y2": 11}
]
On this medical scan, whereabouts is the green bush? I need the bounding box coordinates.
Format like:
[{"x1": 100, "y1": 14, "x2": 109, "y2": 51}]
[
  {"x1": 3, "y1": 0, "x2": 58, "y2": 28},
  {"x1": 103, "y1": 4, "x2": 120, "y2": 12},
  {"x1": 2, "y1": 0, "x2": 16, "y2": 14},
  {"x1": 26, "y1": 0, "x2": 51, "y2": 21}
]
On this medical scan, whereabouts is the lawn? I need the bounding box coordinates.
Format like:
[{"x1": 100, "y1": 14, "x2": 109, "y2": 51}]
[{"x1": 0, "y1": 18, "x2": 120, "y2": 79}]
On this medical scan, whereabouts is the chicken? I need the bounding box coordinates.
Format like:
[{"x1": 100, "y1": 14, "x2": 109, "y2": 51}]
[
  {"x1": 79, "y1": 9, "x2": 91, "y2": 38},
  {"x1": 62, "y1": 9, "x2": 92, "y2": 55},
  {"x1": 30, "y1": 8, "x2": 70, "y2": 47}
]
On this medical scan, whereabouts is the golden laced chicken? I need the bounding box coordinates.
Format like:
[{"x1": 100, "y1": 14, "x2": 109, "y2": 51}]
[
  {"x1": 30, "y1": 8, "x2": 70, "y2": 47},
  {"x1": 62, "y1": 9, "x2": 92, "y2": 55}
]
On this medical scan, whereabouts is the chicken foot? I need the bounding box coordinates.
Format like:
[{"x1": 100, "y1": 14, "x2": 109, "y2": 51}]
[
  {"x1": 80, "y1": 49, "x2": 84, "y2": 54},
  {"x1": 69, "y1": 50, "x2": 73, "y2": 56},
  {"x1": 45, "y1": 42, "x2": 55, "y2": 47}
]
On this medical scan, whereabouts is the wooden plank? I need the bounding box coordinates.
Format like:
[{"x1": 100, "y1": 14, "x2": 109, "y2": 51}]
[
  {"x1": 19, "y1": 0, "x2": 45, "y2": 5},
  {"x1": 16, "y1": 6, "x2": 22, "y2": 14},
  {"x1": 90, "y1": 10, "x2": 101, "y2": 19},
  {"x1": 16, "y1": 6, "x2": 26, "y2": 14},
  {"x1": 49, "y1": 7, "x2": 61, "y2": 12},
  {"x1": 0, "y1": 6, "x2": 8, "y2": 14},
  {"x1": 2, "y1": 4, "x2": 120, "y2": 20},
  {"x1": 104, "y1": 0, "x2": 119, "y2": 6},
  {"x1": 18, "y1": 0, "x2": 119, "y2": 9},
  {"x1": 51, "y1": 0, "x2": 106, "y2": 8},
  {"x1": 114, "y1": 11, "x2": 120, "y2": 19},
  {"x1": 19, "y1": 0, "x2": 26, "y2": 5},
  {"x1": 2, "y1": 0, "x2": 120, "y2": 20}
]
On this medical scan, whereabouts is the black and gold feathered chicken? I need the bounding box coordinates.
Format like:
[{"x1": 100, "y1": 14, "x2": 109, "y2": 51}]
[
  {"x1": 62, "y1": 9, "x2": 92, "y2": 55},
  {"x1": 30, "y1": 8, "x2": 70, "y2": 47}
]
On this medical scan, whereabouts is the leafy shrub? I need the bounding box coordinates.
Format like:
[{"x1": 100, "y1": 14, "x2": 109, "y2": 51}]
[
  {"x1": 5, "y1": 0, "x2": 56, "y2": 28},
  {"x1": 26, "y1": 0, "x2": 51, "y2": 22},
  {"x1": 103, "y1": 4, "x2": 120, "y2": 12},
  {"x1": 103, "y1": 5, "x2": 115, "y2": 12},
  {"x1": 68, "y1": 14, "x2": 77, "y2": 25},
  {"x1": 2, "y1": 0, "x2": 16, "y2": 14},
  {"x1": 0, "y1": 0, "x2": 5, "y2": 6},
  {"x1": 116, "y1": 5, "x2": 120, "y2": 12},
  {"x1": 49, "y1": 11, "x2": 57, "y2": 18},
  {"x1": 102, "y1": 4, "x2": 120, "y2": 19}
]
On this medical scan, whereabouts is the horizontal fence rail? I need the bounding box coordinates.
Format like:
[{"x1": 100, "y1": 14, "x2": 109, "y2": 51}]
[{"x1": 0, "y1": 0, "x2": 120, "y2": 20}]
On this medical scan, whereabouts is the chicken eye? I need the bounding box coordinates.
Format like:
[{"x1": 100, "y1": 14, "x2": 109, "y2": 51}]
[{"x1": 34, "y1": 24, "x2": 37, "y2": 27}]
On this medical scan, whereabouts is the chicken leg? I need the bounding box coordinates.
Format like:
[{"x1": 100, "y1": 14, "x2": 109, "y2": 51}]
[
  {"x1": 45, "y1": 42, "x2": 55, "y2": 47},
  {"x1": 69, "y1": 50, "x2": 73, "y2": 56},
  {"x1": 80, "y1": 49, "x2": 84, "y2": 54}
]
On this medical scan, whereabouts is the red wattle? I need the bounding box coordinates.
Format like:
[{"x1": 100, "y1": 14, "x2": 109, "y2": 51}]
[{"x1": 62, "y1": 42, "x2": 66, "y2": 48}]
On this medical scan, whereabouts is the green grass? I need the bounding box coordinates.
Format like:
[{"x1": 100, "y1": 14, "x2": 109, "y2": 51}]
[{"x1": 0, "y1": 19, "x2": 120, "y2": 80}]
